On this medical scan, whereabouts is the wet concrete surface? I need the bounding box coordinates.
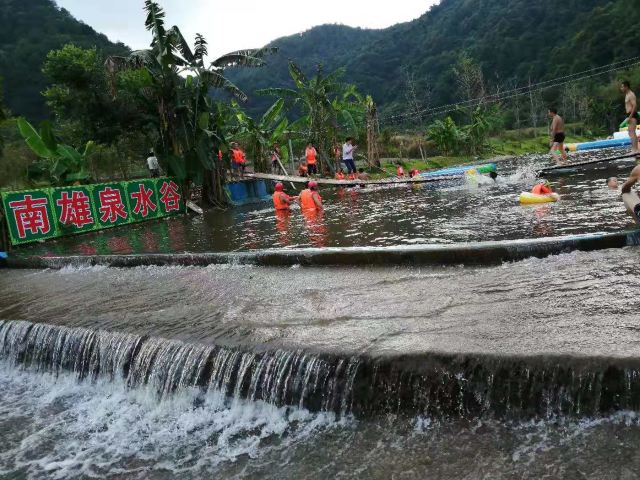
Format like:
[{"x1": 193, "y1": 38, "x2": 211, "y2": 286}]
[{"x1": 2, "y1": 247, "x2": 640, "y2": 360}]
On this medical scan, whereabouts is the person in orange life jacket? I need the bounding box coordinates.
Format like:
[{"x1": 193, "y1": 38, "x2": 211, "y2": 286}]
[
  {"x1": 298, "y1": 160, "x2": 308, "y2": 177},
  {"x1": 230, "y1": 143, "x2": 246, "y2": 178},
  {"x1": 305, "y1": 142, "x2": 318, "y2": 175},
  {"x1": 335, "y1": 169, "x2": 346, "y2": 180},
  {"x1": 272, "y1": 182, "x2": 298, "y2": 212},
  {"x1": 409, "y1": 168, "x2": 420, "y2": 178},
  {"x1": 333, "y1": 142, "x2": 342, "y2": 169},
  {"x1": 348, "y1": 172, "x2": 356, "y2": 181},
  {"x1": 396, "y1": 165, "x2": 405, "y2": 177},
  {"x1": 299, "y1": 180, "x2": 323, "y2": 211},
  {"x1": 531, "y1": 180, "x2": 553, "y2": 195}
]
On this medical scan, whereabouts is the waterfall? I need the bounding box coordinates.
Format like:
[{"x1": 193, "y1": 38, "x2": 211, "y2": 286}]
[
  {"x1": 2, "y1": 319, "x2": 640, "y2": 418},
  {"x1": 0, "y1": 320, "x2": 359, "y2": 416}
]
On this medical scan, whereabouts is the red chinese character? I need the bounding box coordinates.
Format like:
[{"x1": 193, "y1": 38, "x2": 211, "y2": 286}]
[
  {"x1": 130, "y1": 184, "x2": 157, "y2": 217},
  {"x1": 98, "y1": 187, "x2": 128, "y2": 223},
  {"x1": 8, "y1": 195, "x2": 51, "y2": 239},
  {"x1": 56, "y1": 191, "x2": 94, "y2": 228},
  {"x1": 159, "y1": 181, "x2": 181, "y2": 212}
]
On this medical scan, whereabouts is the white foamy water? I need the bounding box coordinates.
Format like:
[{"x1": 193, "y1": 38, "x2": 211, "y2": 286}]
[
  {"x1": 0, "y1": 363, "x2": 340, "y2": 479},
  {"x1": 2, "y1": 362, "x2": 640, "y2": 479}
]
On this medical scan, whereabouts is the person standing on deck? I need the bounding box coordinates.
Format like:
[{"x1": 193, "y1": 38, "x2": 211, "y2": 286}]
[
  {"x1": 342, "y1": 138, "x2": 357, "y2": 175},
  {"x1": 621, "y1": 81, "x2": 639, "y2": 154},
  {"x1": 147, "y1": 150, "x2": 160, "y2": 177},
  {"x1": 333, "y1": 142, "x2": 342, "y2": 170},
  {"x1": 271, "y1": 142, "x2": 281, "y2": 174},
  {"x1": 272, "y1": 182, "x2": 298, "y2": 211},
  {"x1": 305, "y1": 143, "x2": 318, "y2": 176},
  {"x1": 230, "y1": 143, "x2": 246, "y2": 178},
  {"x1": 548, "y1": 108, "x2": 567, "y2": 164},
  {"x1": 299, "y1": 180, "x2": 323, "y2": 211}
]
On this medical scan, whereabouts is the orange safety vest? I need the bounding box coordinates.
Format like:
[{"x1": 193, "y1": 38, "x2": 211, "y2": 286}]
[
  {"x1": 273, "y1": 192, "x2": 290, "y2": 211},
  {"x1": 335, "y1": 172, "x2": 345, "y2": 180},
  {"x1": 532, "y1": 184, "x2": 552, "y2": 195},
  {"x1": 299, "y1": 189, "x2": 321, "y2": 210},
  {"x1": 305, "y1": 147, "x2": 317, "y2": 165},
  {"x1": 232, "y1": 148, "x2": 246, "y2": 164},
  {"x1": 397, "y1": 166, "x2": 404, "y2": 176},
  {"x1": 348, "y1": 173, "x2": 356, "y2": 181}
]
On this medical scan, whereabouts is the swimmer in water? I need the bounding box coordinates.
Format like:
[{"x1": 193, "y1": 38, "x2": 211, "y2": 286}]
[
  {"x1": 607, "y1": 177, "x2": 619, "y2": 190},
  {"x1": 532, "y1": 179, "x2": 553, "y2": 195}
]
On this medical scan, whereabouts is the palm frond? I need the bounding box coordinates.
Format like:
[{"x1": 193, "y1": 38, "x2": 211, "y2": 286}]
[
  {"x1": 144, "y1": 1, "x2": 166, "y2": 50},
  {"x1": 211, "y1": 47, "x2": 278, "y2": 69},
  {"x1": 288, "y1": 62, "x2": 307, "y2": 89},
  {"x1": 199, "y1": 70, "x2": 248, "y2": 102},
  {"x1": 193, "y1": 34, "x2": 208, "y2": 65},
  {"x1": 167, "y1": 26, "x2": 195, "y2": 63},
  {"x1": 260, "y1": 99, "x2": 285, "y2": 127},
  {"x1": 255, "y1": 87, "x2": 298, "y2": 98}
]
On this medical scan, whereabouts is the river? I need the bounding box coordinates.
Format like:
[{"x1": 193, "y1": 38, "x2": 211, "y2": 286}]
[{"x1": 1, "y1": 152, "x2": 640, "y2": 479}]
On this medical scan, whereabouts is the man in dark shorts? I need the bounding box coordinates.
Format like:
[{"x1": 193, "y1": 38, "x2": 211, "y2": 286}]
[
  {"x1": 548, "y1": 108, "x2": 567, "y2": 164},
  {"x1": 621, "y1": 80, "x2": 639, "y2": 153}
]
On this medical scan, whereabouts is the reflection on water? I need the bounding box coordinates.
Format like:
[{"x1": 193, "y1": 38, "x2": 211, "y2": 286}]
[{"x1": 15, "y1": 154, "x2": 639, "y2": 256}]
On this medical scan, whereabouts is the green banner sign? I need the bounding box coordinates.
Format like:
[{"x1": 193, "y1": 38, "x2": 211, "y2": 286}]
[{"x1": 1, "y1": 178, "x2": 184, "y2": 246}]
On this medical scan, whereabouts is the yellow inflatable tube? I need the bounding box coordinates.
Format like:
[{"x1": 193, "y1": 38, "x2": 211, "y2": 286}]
[{"x1": 519, "y1": 192, "x2": 560, "y2": 204}]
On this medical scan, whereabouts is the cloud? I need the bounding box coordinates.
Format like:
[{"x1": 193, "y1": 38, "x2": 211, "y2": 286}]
[{"x1": 56, "y1": 0, "x2": 437, "y2": 57}]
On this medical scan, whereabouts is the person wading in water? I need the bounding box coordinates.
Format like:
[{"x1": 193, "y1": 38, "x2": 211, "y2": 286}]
[
  {"x1": 299, "y1": 181, "x2": 323, "y2": 211},
  {"x1": 272, "y1": 182, "x2": 298, "y2": 211}
]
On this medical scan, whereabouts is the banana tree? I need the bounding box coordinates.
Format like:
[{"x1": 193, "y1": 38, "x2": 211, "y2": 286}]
[
  {"x1": 257, "y1": 62, "x2": 364, "y2": 174},
  {"x1": 17, "y1": 118, "x2": 93, "y2": 185},
  {"x1": 105, "y1": 0, "x2": 276, "y2": 206},
  {"x1": 234, "y1": 99, "x2": 290, "y2": 172}
]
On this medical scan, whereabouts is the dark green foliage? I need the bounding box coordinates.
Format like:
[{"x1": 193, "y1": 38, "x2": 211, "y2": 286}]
[
  {"x1": 43, "y1": 44, "x2": 152, "y2": 148},
  {"x1": 17, "y1": 117, "x2": 93, "y2": 185},
  {"x1": 0, "y1": 0, "x2": 128, "y2": 120},
  {"x1": 230, "y1": 0, "x2": 640, "y2": 124}
]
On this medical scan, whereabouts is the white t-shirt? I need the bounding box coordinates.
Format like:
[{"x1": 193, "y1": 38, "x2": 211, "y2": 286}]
[
  {"x1": 147, "y1": 156, "x2": 160, "y2": 170},
  {"x1": 342, "y1": 143, "x2": 354, "y2": 160}
]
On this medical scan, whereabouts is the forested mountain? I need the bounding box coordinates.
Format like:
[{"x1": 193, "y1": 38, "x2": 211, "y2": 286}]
[
  {"x1": 0, "y1": 0, "x2": 127, "y2": 119},
  {"x1": 2, "y1": 0, "x2": 639, "y2": 123},
  {"x1": 230, "y1": 0, "x2": 640, "y2": 120}
]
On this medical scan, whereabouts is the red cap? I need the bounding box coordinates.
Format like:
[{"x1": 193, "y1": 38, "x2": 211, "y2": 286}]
[
  {"x1": 275, "y1": 182, "x2": 284, "y2": 191},
  {"x1": 308, "y1": 181, "x2": 318, "y2": 189}
]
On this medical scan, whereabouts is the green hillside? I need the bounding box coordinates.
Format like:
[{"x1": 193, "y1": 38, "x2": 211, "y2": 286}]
[
  {"x1": 0, "y1": 0, "x2": 128, "y2": 120},
  {"x1": 230, "y1": 0, "x2": 640, "y2": 120}
]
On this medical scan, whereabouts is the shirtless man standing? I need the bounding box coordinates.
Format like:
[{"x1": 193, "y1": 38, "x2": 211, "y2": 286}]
[
  {"x1": 548, "y1": 108, "x2": 567, "y2": 164},
  {"x1": 621, "y1": 81, "x2": 639, "y2": 154}
]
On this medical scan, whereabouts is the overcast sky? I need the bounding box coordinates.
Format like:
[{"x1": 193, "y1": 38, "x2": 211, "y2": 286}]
[{"x1": 56, "y1": 0, "x2": 438, "y2": 58}]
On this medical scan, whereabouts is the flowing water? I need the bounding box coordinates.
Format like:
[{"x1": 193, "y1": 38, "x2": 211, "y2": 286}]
[
  {"x1": 2, "y1": 152, "x2": 640, "y2": 478},
  {"x1": 14, "y1": 153, "x2": 639, "y2": 256}
]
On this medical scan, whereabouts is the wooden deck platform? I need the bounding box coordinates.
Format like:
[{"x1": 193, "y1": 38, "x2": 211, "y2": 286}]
[
  {"x1": 243, "y1": 172, "x2": 462, "y2": 187},
  {"x1": 537, "y1": 152, "x2": 638, "y2": 176}
]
